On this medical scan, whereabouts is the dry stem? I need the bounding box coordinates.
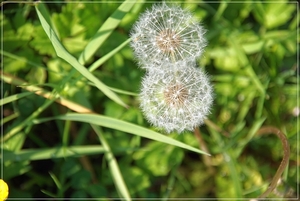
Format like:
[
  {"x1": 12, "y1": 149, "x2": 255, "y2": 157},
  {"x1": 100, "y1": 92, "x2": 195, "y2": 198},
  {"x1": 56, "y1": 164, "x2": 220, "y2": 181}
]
[{"x1": 256, "y1": 126, "x2": 290, "y2": 198}]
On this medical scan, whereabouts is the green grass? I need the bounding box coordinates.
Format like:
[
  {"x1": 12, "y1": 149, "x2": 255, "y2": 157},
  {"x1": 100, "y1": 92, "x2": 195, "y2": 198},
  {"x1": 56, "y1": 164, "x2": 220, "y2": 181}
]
[{"x1": 1, "y1": 0, "x2": 298, "y2": 200}]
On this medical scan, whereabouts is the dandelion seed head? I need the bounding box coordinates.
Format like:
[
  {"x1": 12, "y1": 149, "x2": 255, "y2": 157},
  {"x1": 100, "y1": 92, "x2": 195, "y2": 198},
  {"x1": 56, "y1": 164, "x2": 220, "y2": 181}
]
[
  {"x1": 130, "y1": 2, "x2": 207, "y2": 67},
  {"x1": 139, "y1": 60, "x2": 213, "y2": 133}
]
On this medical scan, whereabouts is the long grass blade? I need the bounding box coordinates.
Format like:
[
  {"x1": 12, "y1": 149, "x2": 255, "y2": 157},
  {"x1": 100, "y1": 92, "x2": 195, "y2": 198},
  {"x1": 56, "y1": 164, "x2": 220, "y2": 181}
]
[
  {"x1": 34, "y1": 113, "x2": 210, "y2": 155},
  {"x1": 92, "y1": 125, "x2": 131, "y2": 201},
  {"x1": 35, "y1": 3, "x2": 127, "y2": 108}
]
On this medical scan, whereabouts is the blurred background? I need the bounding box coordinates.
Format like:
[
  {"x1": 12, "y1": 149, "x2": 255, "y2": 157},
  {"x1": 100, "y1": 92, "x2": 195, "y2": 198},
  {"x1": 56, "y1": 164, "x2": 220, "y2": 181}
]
[{"x1": 1, "y1": 0, "x2": 298, "y2": 199}]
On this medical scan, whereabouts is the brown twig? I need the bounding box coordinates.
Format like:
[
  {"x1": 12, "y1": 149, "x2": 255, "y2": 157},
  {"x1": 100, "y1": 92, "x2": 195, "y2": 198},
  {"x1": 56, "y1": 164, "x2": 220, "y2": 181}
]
[
  {"x1": 255, "y1": 126, "x2": 290, "y2": 198},
  {"x1": 1, "y1": 71, "x2": 95, "y2": 114},
  {"x1": 203, "y1": 117, "x2": 290, "y2": 198}
]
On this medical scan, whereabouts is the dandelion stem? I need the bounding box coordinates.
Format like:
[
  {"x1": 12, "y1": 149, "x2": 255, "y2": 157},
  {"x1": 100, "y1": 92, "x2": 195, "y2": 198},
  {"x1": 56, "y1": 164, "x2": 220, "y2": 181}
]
[{"x1": 194, "y1": 127, "x2": 214, "y2": 173}]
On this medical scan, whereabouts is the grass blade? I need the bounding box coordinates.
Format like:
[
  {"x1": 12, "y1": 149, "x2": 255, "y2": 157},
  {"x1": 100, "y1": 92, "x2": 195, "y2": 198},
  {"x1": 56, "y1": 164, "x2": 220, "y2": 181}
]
[
  {"x1": 88, "y1": 38, "x2": 131, "y2": 72},
  {"x1": 4, "y1": 145, "x2": 106, "y2": 161},
  {"x1": 1, "y1": 113, "x2": 19, "y2": 125},
  {"x1": 224, "y1": 151, "x2": 243, "y2": 198},
  {"x1": 34, "y1": 113, "x2": 210, "y2": 155},
  {"x1": 108, "y1": 86, "x2": 138, "y2": 96},
  {"x1": 1, "y1": 92, "x2": 33, "y2": 106},
  {"x1": 3, "y1": 99, "x2": 54, "y2": 142},
  {"x1": 79, "y1": 1, "x2": 136, "y2": 65},
  {"x1": 92, "y1": 125, "x2": 131, "y2": 201},
  {"x1": 35, "y1": 3, "x2": 127, "y2": 108}
]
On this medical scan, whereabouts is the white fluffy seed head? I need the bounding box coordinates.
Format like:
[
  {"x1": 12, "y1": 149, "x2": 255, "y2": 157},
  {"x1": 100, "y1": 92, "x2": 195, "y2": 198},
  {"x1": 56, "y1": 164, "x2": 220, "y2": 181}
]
[
  {"x1": 130, "y1": 2, "x2": 207, "y2": 67},
  {"x1": 139, "y1": 60, "x2": 213, "y2": 133}
]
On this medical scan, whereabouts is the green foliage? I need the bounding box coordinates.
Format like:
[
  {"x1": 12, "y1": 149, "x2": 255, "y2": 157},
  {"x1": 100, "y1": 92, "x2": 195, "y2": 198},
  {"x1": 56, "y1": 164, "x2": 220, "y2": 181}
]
[{"x1": 1, "y1": 0, "x2": 298, "y2": 200}]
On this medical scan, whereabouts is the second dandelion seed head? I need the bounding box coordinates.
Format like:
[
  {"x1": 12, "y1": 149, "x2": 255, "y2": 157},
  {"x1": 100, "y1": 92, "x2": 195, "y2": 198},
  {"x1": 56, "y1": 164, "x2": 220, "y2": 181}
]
[{"x1": 140, "y1": 61, "x2": 213, "y2": 133}]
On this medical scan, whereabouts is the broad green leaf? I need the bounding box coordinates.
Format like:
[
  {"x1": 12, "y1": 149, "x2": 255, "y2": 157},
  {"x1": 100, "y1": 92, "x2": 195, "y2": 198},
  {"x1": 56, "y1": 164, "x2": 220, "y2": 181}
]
[
  {"x1": 2, "y1": 50, "x2": 44, "y2": 69},
  {"x1": 253, "y1": 2, "x2": 296, "y2": 29},
  {"x1": 242, "y1": 41, "x2": 264, "y2": 54},
  {"x1": 78, "y1": 0, "x2": 136, "y2": 65},
  {"x1": 29, "y1": 25, "x2": 56, "y2": 57},
  {"x1": 134, "y1": 141, "x2": 184, "y2": 176},
  {"x1": 35, "y1": 113, "x2": 210, "y2": 155},
  {"x1": 35, "y1": 3, "x2": 127, "y2": 108},
  {"x1": 252, "y1": 2, "x2": 265, "y2": 25},
  {"x1": 264, "y1": 3, "x2": 295, "y2": 29}
]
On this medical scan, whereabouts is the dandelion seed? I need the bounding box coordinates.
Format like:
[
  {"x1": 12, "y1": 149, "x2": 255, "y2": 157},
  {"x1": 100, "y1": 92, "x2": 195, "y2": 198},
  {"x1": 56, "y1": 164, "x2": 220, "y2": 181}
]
[
  {"x1": 130, "y1": 2, "x2": 207, "y2": 67},
  {"x1": 139, "y1": 60, "x2": 213, "y2": 133}
]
